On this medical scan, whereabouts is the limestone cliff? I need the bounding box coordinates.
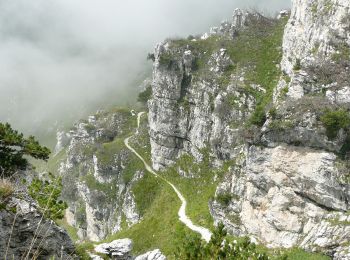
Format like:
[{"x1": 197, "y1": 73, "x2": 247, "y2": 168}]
[
  {"x1": 148, "y1": 10, "x2": 280, "y2": 170},
  {"x1": 54, "y1": 109, "x2": 144, "y2": 241},
  {"x1": 148, "y1": 2, "x2": 350, "y2": 259}
]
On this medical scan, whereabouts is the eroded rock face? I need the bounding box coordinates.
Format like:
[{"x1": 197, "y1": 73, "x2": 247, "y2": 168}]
[
  {"x1": 281, "y1": 0, "x2": 350, "y2": 75},
  {"x1": 148, "y1": 10, "x2": 267, "y2": 170},
  {"x1": 261, "y1": 97, "x2": 347, "y2": 152},
  {"x1": 212, "y1": 145, "x2": 350, "y2": 258},
  {"x1": 54, "y1": 131, "x2": 71, "y2": 155},
  {"x1": 56, "y1": 110, "x2": 142, "y2": 241},
  {"x1": 0, "y1": 198, "x2": 75, "y2": 259},
  {"x1": 148, "y1": 1, "x2": 350, "y2": 258},
  {"x1": 210, "y1": 0, "x2": 350, "y2": 258},
  {"x1": 275, "y1": 0, "x2": 350, "y2": 103},
  {"x1": 203, "y1": 8, "x2": 271, "y2": 40}
]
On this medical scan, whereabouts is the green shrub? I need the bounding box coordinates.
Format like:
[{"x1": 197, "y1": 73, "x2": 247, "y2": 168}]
[
  {"x1": 268, "y1": 107, "x2": 278, "y2": 119},
  {"x1": 250, "y1": 105, "x2": 267, "y2": 127},
  {"x1": 293, "y1": 59, "x2": 302, "y2": 71},
  {"x1": 75, "y1": 242, "x2": 95, "y2": 260},
  {"x1": 320, "y1": 109, "x2": 350, "y2": 139},
  {"x1": 29, "y1": 173, "x2": 68, "y2": 220},
  {"x1": 159, "y1": 52, "x2": 174, "y2": 66},
  {"x1": 84, "y1": 123, "x2": 95, "y2": 132},
  {"x1": 268, "y1": 120, "x2": 294, "y2": 131},
  {"x1": 175, "y1": 223, "x2": 268, "y2": 260},
  {"x1": 340, "y1": 135, "x2": 350, "y2": 158},
  {"x1": 138, "y1": 86, "x2": 153, "y2": 104},
  {"x1": 216, "y1": 193, "x2": 233, "y2": 207},
  {"x1": 281, "y1": 86, "x2": 289, "y2": 97}
]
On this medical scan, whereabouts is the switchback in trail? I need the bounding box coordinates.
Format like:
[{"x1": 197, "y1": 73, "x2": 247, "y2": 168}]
[{"x1": 124, "y1": 112, "x2": 212, "y2": 242}]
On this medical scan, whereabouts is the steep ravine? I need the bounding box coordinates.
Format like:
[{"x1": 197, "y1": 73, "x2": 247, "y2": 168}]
[
  {"x1": 124, "y1": 112, "x2": 212, "y2": 242},
  {"x1": 46, "y1": 1, "x2": 350, "y2": 259}
]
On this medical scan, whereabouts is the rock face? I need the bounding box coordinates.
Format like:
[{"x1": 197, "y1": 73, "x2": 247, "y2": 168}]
[
  {"x1": 95, "y1": 238, "x2": 133, "y2": 259},
  {"x1": 281, "y1": 0, "x2": 350, "y2": 75},
  {"x1": 202, "y1": 8, "x2": 270, "y2": 40},
  {"x1": 148, "y1": 10, "x2": 276, "y2": 170},
  {"x1": 56, "y1": 109, "x2": 142, "y2": 241},
  {"x1": 148, "y1": 1, "x2": 350, "y2": 258},
  {"x1": 276, "y1": 0, "x2": 350, "y2": 103},
  {"x1": 94, "y1": 239, "x2": 166, "y2": 260},
  {"x1": 54, "y1": 130, "x2": 71, "y2": 155},
  {"x1": 0, "y1": 197, "x2": 75, "y2": 259},
  {"x1": 212, "y1": 145, "x2": 350, "y2": 257},
  {"x1": 134, "y1": 249, "x2": 166, "y2": 260}
]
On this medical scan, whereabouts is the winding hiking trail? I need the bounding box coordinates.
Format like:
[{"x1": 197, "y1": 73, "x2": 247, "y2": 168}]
[{"x1": 124, "y1": 112, "x2": 212, "y2": 242}]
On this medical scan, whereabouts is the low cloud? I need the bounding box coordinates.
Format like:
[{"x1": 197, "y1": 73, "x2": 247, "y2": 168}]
[{"x1": 0, "y1": 0, "x2": 291, "y2": 141}]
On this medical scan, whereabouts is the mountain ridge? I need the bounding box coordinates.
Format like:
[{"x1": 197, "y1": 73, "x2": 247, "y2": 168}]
[{"x1": 38, "y1": 1, "x2": 350, "y2": 258}]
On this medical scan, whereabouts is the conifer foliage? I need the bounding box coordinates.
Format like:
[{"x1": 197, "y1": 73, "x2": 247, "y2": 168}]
[
  {"x1": 0, "y1": 122, "x2": 50, "y2": 176},
  {"x1": 176, "y1": 223, "x2": 268, "y2": 260}
]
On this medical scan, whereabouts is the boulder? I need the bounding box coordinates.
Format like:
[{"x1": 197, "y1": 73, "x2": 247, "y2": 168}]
[
  {"x1": 95, "y1": 239, "x2": 133, "y2": 259},
  {"x1": 135, "y1": 249, "x2": 166, "y2": 260}
]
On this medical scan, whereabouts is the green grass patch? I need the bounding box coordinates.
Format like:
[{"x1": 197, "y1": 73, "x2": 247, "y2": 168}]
[
  {"x1": 75, "y1": 242, "x2": 95, "y2": 260},
  {"x1": 160, "y1": 153, "x2": 230, "y2": 229},
  {"x1": 56, "y1": 218, "x2": 80, "y2": 242},
  {"x1": 277, "y1": 247, "x2": 330, "y2": 260},
  {"x1": 102, "y1": 175, "x2": 189, "y2": 257},
  {"x1": 320, "y1": 108, "x2": 350, "y2": 139},
  {"x1": 138, "y1": 86, "x2": 152, "y2": 104},
  {"x1": 103, "y1": 117, "x2": 222, "y2": 257},
  {"x1": 97, "y1": 138, "x2": 124, "y2": 166},
  {"x1": 132, "y1": 171, "x2": 162, "y2": 216},
  {"x1": 81, "y1": 173, "x2": 117, "y2": 198}
]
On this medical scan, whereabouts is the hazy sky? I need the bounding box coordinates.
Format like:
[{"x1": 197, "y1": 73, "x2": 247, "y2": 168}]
[{"x1": 0, "y1": 0, "x2": 291, "y2": 142}]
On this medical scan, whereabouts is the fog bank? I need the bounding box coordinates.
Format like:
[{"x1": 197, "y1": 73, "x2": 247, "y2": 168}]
[{"x1": 0, "y1": 0, "x2": 290, "y2": 144}]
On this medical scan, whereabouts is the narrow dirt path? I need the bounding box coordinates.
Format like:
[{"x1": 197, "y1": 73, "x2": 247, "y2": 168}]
[{"x1": 124, "y1": 112, "x2": 212, "y2": 242}]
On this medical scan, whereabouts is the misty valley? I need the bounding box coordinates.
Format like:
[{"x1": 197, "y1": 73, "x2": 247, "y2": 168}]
[{"x1": 1, "y1": 0, "x2": 350, "y2": 259}]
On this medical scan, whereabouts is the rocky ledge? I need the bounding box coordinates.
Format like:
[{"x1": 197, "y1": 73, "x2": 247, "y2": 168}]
[{"x1": 0, "y1": 197, "x2": 75, "y2": 259}]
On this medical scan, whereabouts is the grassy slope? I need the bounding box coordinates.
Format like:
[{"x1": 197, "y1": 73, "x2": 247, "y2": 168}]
[
  {"x1": 99, "y1": 113, "x2": 329, "y2": 259},
  {"x1": 34, "y1": 17, "x2": 329, "y2": 260},
  {"x1": 102, "y1": 17, "x2": 329, "y2": 258},
  {"x1": 160, "y1": 154, "x2": 228, "y2": 229},
  {"x1": 100, "y1": 115, "x2": 207, "y2": 258}
]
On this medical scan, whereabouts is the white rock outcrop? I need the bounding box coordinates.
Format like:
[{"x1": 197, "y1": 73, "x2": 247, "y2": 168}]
[
  {"x1": 275, "y1": 0, "x2": 350, "y2": 103},
  {"x1": 95, "y1": 239, "x2": 133, "y2": 259},
  {"x1": 94, "y1": 239, "x2": 166, "y2": 260},
  {"x1": 212, "y1": 145, "x2": 349, "y2": 257},
  {"x1": 134, "y1": 249, "x2": 166, "y2": 260}
]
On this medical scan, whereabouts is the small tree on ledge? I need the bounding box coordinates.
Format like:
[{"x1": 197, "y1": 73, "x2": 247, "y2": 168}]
[{"x1": 0, "y1": 122, "x2": 50, "y2": 177}]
